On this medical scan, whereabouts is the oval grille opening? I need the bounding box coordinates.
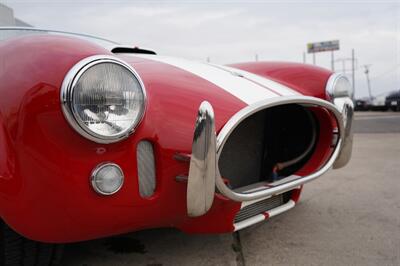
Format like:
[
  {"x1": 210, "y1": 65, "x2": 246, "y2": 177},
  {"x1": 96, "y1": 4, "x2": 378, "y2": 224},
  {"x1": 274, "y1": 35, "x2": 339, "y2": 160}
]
[{"x1": 219, "y1": 104, "x2": 318, "y2": 190}]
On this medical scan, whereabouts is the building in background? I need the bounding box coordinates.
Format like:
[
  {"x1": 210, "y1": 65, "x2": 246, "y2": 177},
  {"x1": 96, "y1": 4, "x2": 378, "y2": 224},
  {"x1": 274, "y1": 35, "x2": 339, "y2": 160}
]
[{"x1": 0, "y1": 3, "x2": 32, "y2": 27}]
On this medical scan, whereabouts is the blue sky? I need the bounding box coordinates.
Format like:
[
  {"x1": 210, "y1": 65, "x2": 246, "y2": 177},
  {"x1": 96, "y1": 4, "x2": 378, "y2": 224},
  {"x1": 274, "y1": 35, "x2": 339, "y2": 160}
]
[{"x1": 3, "y1": 0, "x2": 399, "y2": 98}]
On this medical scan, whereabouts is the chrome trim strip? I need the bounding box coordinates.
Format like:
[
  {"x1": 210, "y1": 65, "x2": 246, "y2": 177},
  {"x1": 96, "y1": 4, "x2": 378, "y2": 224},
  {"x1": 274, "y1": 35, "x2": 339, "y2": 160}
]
[
  {"x1": 215, "y1": 96, "x2": 345, "y2": 202},
  {"x1": 187, "y1": 101, "x2": 217, "y2": 217},
  {"x1": 332, "y1": 97, "x2": 353, "y2": 168},
  {"x1": 90, "y1": 162, "x2": 124, "y2": 195},
  {"x1": 60, "y1": 55, "x2": 147, "y2": 144},
  {"x1": 325, "y1": 73, "x2": 354, "y2": 169}
]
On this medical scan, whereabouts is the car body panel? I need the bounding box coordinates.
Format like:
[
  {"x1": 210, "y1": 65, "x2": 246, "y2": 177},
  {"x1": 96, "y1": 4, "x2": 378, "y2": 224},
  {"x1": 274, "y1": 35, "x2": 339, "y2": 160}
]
[
  {"x1": 0, "y1": 33, "x2": 350, "y2": 243},
  {"x1": 229, "y1": 61, "x2": 332, "y2": 99}
]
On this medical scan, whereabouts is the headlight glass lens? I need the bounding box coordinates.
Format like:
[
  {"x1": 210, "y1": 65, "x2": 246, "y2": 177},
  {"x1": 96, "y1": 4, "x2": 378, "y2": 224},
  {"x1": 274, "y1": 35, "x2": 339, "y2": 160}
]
[
  {"x1": 64, "y1": 58, "x2": 145, "y2": 142},
  {"x1": 91, "y1": 163, "x2": 124, "y2": 195}
]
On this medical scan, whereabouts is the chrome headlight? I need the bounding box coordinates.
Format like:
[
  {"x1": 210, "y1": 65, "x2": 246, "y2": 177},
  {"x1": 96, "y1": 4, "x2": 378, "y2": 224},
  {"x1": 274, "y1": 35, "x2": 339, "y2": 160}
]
[
  {"x1": 326, "y1": 73, "x2": 354, "y2": 100},
  {"x1": 61, "y1": 55, "x2": 146, "y2": 143}
]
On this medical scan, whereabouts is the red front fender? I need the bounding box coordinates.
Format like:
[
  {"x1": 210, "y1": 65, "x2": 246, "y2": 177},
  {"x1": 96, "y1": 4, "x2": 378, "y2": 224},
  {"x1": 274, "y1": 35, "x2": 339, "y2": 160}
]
[{"x1": 0, "y1": 113, "x2": 14, "y2": 183}]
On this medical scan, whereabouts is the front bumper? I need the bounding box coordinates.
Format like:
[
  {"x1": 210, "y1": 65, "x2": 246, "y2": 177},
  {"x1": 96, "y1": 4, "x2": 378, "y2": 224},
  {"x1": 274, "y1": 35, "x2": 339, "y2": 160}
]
[{"x1": 186, "y1": 95, "x2": 354, "y2": 218}]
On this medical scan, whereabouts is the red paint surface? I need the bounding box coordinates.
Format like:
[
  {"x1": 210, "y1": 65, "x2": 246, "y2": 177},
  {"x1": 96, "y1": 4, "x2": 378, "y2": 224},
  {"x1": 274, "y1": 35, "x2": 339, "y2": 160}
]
[
  {"x1": 0, "y1": 34, "x2": 334, "y2": 243},
  {"x1": 0, "y1": 35, "x2": 245, "y2": 242},
  {"x1": 290, "y1": 187, "x2": 303, "y2": 203},
  {"x1": 229, "y1": 62, "x2": 333, "y2": 99},
  {"x1": 296, "y1": 107, "x2": 336, "y2": 177}
]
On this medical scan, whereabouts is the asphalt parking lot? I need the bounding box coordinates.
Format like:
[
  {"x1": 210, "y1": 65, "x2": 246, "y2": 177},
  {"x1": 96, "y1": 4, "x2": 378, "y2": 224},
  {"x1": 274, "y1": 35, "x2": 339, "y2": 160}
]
[{"x1": 62, "y1": 111, "x2": 400, "y2": 266}]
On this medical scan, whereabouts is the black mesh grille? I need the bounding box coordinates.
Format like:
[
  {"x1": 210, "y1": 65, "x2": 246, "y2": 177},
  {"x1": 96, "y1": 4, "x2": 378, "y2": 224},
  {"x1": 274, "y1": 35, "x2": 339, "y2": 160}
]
[{"x1": 234, "y1": 192, "x2": 291, "y2": 223}]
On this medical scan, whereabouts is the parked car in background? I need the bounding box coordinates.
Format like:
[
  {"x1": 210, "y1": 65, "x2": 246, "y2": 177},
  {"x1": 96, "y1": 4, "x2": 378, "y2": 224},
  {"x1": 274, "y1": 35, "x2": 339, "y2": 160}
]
[
  {"x1": 385, "y1": 90, "x2": 400, "y2": 111},
  {"x1": 355, "y1": 97, "x2": 372, "y2": 111},
  {"x1": 0, "y1": 27, "x2": 354, "y2": 265},
  {"x1": 370, "y1": 92, "x2": 390, "y2": 111}
]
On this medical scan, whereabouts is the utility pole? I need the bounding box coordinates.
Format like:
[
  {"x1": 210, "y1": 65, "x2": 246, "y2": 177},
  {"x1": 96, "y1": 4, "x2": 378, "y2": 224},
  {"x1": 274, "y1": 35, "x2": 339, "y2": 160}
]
[
  {"x1": 312, "y1": 53, "x2": 316, "y2": 65},
  {"x1": 255, "y1": 53, "x2": 258, "y2": 62},
  {"x1": 363, "y1": 65, "x2": 372, "y2": 100},
  {"x1": 335, "y1": 57, "x2": 357, "y2": 74},
  {"x1": 303, "y1": 52, "x2": 306, "y2": 64},
  {"x1": 331, "y1": 51, "x2": 335, "y2": 71},
  {"x1": 335, "y1": 50, "x2": 357, "y2": 97}
]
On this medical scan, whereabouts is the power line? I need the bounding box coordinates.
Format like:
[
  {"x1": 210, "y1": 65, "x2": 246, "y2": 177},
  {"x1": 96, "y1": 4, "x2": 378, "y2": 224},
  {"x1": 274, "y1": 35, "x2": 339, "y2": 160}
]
[
  {"x1": 334, "y1": 57, "x2": 358, "y2": 73},
  {"x1": 371, "y1": 64, "x2": 400, "y2": 80}
]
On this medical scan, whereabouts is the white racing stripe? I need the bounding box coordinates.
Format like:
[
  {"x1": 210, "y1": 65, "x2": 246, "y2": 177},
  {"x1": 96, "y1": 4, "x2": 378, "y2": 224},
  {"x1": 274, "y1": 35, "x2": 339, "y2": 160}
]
[
  {"x1": 267, "y1": 200, "x2": 296, "y2": 217},
  {"x1": 234, "y1": 214, "x2": 265, "y2": 231},
  {"x1": 218, "y1": 65, "x2": 301, "y2": 96},
  {"x1": 132, "y1": 55, "x2": 297, "y2": 105}
]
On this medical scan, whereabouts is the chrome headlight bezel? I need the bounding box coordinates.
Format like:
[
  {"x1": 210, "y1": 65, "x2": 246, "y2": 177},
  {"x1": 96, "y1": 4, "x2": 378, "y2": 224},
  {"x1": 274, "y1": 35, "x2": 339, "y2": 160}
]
[
  {"x1": 60, "y1": 55, "x2": 146, "y2": 144},
  {"x1": 326, "y1": 73, "x2": 354, "y2": 101},
  {"x1": 91, "y1": 162, "x2": 124, "y2": 195}
]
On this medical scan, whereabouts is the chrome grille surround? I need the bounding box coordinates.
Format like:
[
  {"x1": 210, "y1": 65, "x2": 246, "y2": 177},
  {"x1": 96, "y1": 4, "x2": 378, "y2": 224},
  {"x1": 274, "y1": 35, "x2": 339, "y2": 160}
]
[{"x1": 215, "y1": 96, "x2": 345, "y2": 202}]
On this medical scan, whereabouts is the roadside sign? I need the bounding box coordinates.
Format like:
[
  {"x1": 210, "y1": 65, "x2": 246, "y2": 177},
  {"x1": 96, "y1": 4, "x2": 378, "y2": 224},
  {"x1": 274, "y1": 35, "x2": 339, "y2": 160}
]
[{"x1": 307, "y1": 40, "x2": 340, "y2": 53}]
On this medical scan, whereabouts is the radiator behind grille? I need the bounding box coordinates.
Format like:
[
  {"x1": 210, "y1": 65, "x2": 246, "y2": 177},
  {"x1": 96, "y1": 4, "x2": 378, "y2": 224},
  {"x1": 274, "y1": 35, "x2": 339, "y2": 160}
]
[{"x1": 234, "y1": 193, "x2": 290, "y2": 223}]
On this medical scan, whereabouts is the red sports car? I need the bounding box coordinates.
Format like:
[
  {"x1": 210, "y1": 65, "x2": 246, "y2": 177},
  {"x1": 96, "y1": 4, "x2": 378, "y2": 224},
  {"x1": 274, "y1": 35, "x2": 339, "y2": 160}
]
[{"x1": 0, "y1": 27, "x2": 354, "y2": 265}]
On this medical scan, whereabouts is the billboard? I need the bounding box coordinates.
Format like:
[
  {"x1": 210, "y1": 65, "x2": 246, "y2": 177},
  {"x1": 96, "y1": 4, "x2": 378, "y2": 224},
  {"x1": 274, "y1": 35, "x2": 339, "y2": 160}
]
[{"x1": 307, "y1": 40, "x2": 339, "y2": 53}]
